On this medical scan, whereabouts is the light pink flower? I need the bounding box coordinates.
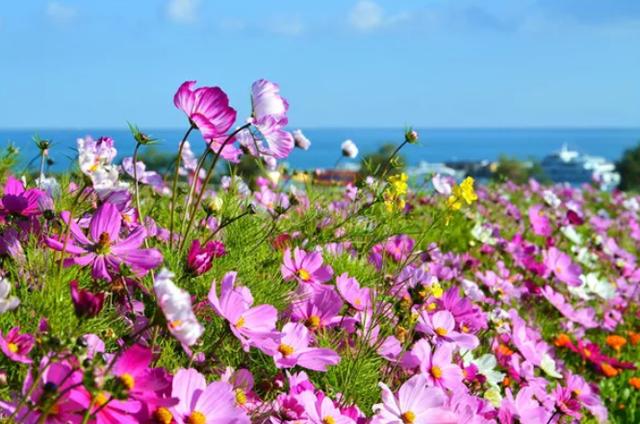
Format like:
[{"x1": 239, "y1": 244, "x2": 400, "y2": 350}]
[
  {"x1": 281, "y1": 247, "x2": 333, "y2": 285},
  {"x1": 274, "y1": 322, "x2": 340, "y2": 371}
]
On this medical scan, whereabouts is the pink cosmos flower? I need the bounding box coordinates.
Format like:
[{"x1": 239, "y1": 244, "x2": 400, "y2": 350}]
[
  {"x1": 372, "y1": 374, "x2": 456, "y2": 424},
  {"x1": 528, "y1": 204, "x2": 552, "y2": 237},
  {"x1": 281, "y1": 247, "x2": 333, "y2": 285},
  {"x1": 274, "y1": 322, "x2": 340, "y2": 371},
  {"x1": 336, "y1": 273, "x2": 371, "y2": 311},
  {"x1": 0, "y1": 327, "x2": 34, "y2": 364},
  {"x1": 0, "y1": 360, "x2": 87, "y2": 423},
  {"x1": 0, "y1": 176, "x2": 44, "y2": 220},
  {"x1": 500, "y1": 387, "x2": 551, "y2": 424},
  {"x1": 74, "y1": 390, "x2": 141, "y2": 424},
  {"x1": 45, "y1": 202, "x2": 163, "y2": 281},
  {"x1": 69, "y1": 280, "x2": 105, "y2": 318},
  {"x1": 544, "y1": 247, "x2": 582, "y2": 286},
  {"x1": 298, "y1": 390, "x2": 355, "y2": 424},
  {"x1": 186, "y1": 239, "x2": 226, "y2": 275},
  {"x1": 248, "y1": 79, "x2": 294, "y2": 159},
  {"x1": 208, "y1": 271, "x2": 280, "y2": 354},
  {"x1": 170, "y1": 368, "x2": 249, "y2": 424},
  {"x1": 402, "y1": 339, "x2": 464, "y2": 392},
  {"x1": 417, "y1": 310, "x2": 479, "y2": 350},
  {"x1": 290, "y1": 285, "x2": 343, "y2": 331},
  {"x1": 541, "y1": 286, "x2": 598, "y2": 329},
  {"x1": 174, "y1": 80, "x2": 237, "y2": 140}
]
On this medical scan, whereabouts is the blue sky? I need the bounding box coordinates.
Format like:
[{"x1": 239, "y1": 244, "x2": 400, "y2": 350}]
[{"x1": 0, "y1": 0, "x2": 639, "y2": 128}]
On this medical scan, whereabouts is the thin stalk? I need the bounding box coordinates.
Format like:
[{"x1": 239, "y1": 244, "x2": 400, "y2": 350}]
[
  {"x1": 178, "y1": 123, "x2": 250, "y2": 252},
  {"x1": 168, "y1": 125, "x2": 195, "y2": 249}
]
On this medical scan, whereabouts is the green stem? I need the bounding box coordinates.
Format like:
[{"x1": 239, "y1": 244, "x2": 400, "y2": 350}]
[{"x1": 168, "y1": 125, "x2": 195, "y2": 249}]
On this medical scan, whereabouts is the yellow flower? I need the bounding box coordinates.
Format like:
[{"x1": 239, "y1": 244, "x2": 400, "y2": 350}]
[
  {"x1": 384, "y1": 173, "x2": 409, "y2": 212},
  {"x1": 446, "y1": 177, "x2": 477, "y2": 213}
]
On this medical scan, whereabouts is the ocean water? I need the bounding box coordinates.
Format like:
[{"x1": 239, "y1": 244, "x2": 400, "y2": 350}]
[{"x1": 2, "y1": 127, "x2": 639, "y2": 173}]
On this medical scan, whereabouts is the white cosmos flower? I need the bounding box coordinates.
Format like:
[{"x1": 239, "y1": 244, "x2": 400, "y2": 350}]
[
  {"x1": 0, "y1": 278, "x2": 20, "y2": 314},
  {"x1": 540, "y1": 354, "x2": 562, "y2": 379},
  {"x1": 560, "y1": 225, "x2": 582, "y2": 245},
  {"x1": 542, "y1": 190, "x2": 561, "y2": 208},
  {"x1": 292, "y1": 129, "x2": 311, "y2": 150},
  {"x1": 432, "y1": 174, "x2": 452, "y2": 196},
  {"x1": 154, "y1": 268, "x2": 203, "y2": 347},
  {"x1": 341, "y1": 139, "x2": 359, "y2": 158},
  {"x1": 463, "y1": 352, "x2": 505, "y2": 388},
  {"x1": 471, "y1": 222, "x2": 496, "y2": 245}
]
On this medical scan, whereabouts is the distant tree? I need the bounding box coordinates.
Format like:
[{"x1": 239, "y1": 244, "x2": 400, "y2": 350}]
[
  {"x1": 491, "y1": 155, "x2": 548, "y2": 184},
  {"x1": 138, "y1": 147, "x2": 174, "y2": 173},
  {"x1": 359, "y1": 143, "x2": 406, "y2": 178},
  {"x1": 617, "y1": 142, "x2": 640, "y2": 191}
]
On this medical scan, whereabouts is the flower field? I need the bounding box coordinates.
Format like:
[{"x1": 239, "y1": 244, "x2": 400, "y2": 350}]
[{"x1": 0, "y1": 80, "x2": 639, "y2": 424}]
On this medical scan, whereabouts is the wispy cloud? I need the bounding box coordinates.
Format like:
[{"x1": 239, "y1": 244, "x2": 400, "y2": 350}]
[
  {"x1": 267, "y1": 15, "x2": 306, "y2": 37},
  {"x1": 348, "y1": 0, "x2": 409, "y2": 32},
  {"x1": 166, "y1": 0, "x2": 200, "y2": 24},
  {"x1": 46, "y1": 1, "x2": 77, "y2": 26}
]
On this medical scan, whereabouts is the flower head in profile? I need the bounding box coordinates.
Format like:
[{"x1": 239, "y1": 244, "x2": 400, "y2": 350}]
[
  {"x1": 0, "y1": 176, "x2": 44, "y2": 220},
  {"x1": 170, "y1": 368, "x2": 249, "y2": 424},
  {"x1": 292, "y1": 129, "x2": 311, "y2": 150},
  {"x1": 70, "y1": 280, "x2": 105, "y2": 318},
  {"x1": 281, "y1": 247, "x2": 333, "y2": 285},
  {"x1": 0, "y1": 277, "x2": 20, "y2": 314},
  {"x1": 372, "y1": 374, "x2": 456, "y2": 424},
  {"x1": 45, "y1": 202, "x2": 163, "y2": 281},
  {"x1": 174, "y1": 80, "x2": 237, "y2": 140},
  {"x1": 341, "y1": 139, "x2": 359, "y2": 158},
  {"x1": 186, "y1": 239, "x2": 226, "y2": 275},
  {"x1": 154, "y1": 268, "x2": 204, "y2": 348},
  {"x1": 247, "y1": 79, "x2": 294, "y2": 159},
  {"x1": 0, "y1": 327, "x2": 34, "y2": 364}
]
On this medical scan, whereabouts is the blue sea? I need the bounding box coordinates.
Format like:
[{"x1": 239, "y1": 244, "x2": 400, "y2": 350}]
[{"x1": 2, "y1": 128, "x2": 639, "y2": 173}]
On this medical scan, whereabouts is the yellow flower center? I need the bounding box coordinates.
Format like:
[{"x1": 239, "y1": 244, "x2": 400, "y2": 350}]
[
  {"x1": 7, "y1": 342, "x2": 18, "y2": 353},
  {"x1": 431, "y1": 365, "x2": 443, "y2": 379},
  {"x1": 555, "y1": 266, "x2": 562, "y2": 275},
  {"x1": 235, "y1": 316, "x2": 246, "y2": 329},
  {"x1": 306, "y1": 315, "x2": 321, "y2": 330},
  {"x1": 120, "y1": 373, "x2": 135, "y2": 390},
  {"x1": 49, "y1": 403, "x2": 60, "y2": 416},
  {"x1": 426, "y1": 303, "x2": 437, "y2": 311},
  {"x1": 401, "y1": 411, "x2": 416, "y2": 423},
  {"x1": 297, "y1": 269, "x2": 311, "y2": 281},
  {"x1": 322, "y1": 417, "x2": 336, "y2": 424},
  {"x1": 95, "y1": 232, "x2": 112, "y2": 255},
  {"x1": 435, "y1": 327, "x2": 448, "y2": 336},
  {"x1": 169, "y1": 320, "x2": 183, "y2": 329},
  {"x1": 278, "y1": 343, "x2": 295, "y2": 357},
  {"x1": 235, "y1": 388, "x2": 247, "y2": 406},
  {"x1": 461, "y1": 325, "x2": 469, "y2": 333},
  {"x1": 94, "y1": 392, "x2": 109, "y2": 407},
  {"x1": 354, "y1": 298, "x2": 362, "y2": 307},
  {"x1": 186, "y1": 411, "x2": 206, "y2": 424},
  {"x1": 153, "y1": 407, "x2": 173, "y2": 424}
]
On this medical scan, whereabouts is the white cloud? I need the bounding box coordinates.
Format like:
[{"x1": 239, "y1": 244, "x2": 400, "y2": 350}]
[
  {"x1": 348, "y1": 0, "x2": 409, "y2": 32},
  {"x1": 268, "y1": 16, "x2": 306, "y2": 37},
  {"x1": 46, "y1": 1, "x2": 77, "y2": 26},
  {"x1": 166, "y1": 0, "x2": 200, "y2": 24},
  {"x1": 349, "y1": 0, "x2": 384, "y2": 31}
]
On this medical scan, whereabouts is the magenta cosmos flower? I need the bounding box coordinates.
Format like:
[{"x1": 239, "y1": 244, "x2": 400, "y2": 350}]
[
  {"x1": 372, "y1": 374, "x2": 456, "y2": 424},
  {"x1": 186, "y1": 239, "x2": 225, "y2": 275},
  {"x1": 45, "y1": 202, "x2": 162, "y2": 281},
  {"x1": 528, "y1": 204, "x2": 552, "y2": 237},
  {"x1": 70, "y1": 280, "x2": 105, "y2": 318},
  {"x1": 336, "y1": 272, "x2": 372, "y2": 311},
  {"x1": 110, "y1": 344, "x2": 175, "y2": 422},
  {"x1": 170, "y1": 368, "x2": 249, "y2": 424},
  {"x1": 274, "y1": 322, "x2": 340, "y2": 371},
  {"x1": 290, "y1": 285, "x2": 343, "y2": 331},
  {"x1": 281, "y1": 247, "x2": 333, "y2": 285},
  {"x1": 0, "y1": 176, "x2": 44, "y2": 220},
  {"x1": 0, "y1": 327, "x2": 34, "y2": 364},
  {"x1": 208, "y1": 271, "x2": 280, "y2": 354},
  {"x1": 544, "y1": 247, "x2": 582, "y2": 286},
  {"x1": 174, "y1": 80, "x2": 237, "y2": 140}
]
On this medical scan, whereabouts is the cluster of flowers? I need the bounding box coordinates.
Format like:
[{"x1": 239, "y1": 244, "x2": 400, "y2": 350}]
[{"x1": 0, "y1": 78, "x2": 638, "y2": 424}]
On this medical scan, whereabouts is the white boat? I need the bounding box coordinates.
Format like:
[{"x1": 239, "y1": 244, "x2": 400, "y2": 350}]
[{"x1": 541, "y1": 145, "x2": 620, "y2": 190}]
